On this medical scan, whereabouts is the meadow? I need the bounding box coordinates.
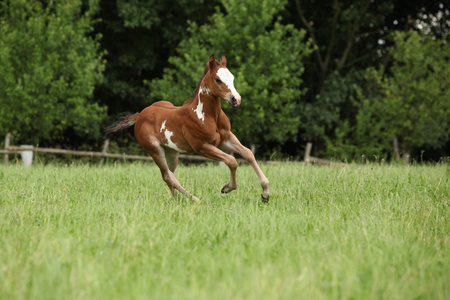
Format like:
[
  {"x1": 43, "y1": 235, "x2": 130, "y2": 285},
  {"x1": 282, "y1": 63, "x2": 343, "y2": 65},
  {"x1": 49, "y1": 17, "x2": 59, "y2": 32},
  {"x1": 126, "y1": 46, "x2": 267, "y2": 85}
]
[{"x1": 0, "y1": 162, "x2": 448, "y2": 300}]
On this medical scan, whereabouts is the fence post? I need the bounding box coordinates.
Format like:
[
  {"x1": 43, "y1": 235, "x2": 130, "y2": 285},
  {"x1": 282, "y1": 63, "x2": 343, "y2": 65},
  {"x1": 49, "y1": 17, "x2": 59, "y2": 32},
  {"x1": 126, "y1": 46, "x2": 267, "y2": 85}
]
[
  {"x1": 4, "y1": 133, "x2": 11, "y2": 165},
  {"x1": 304, "y1": 142, "x2": 312, "y2": 163},
  {"x1": 20, "y1": 145, "x2": 34, "y2": 167},
  {"x1": 99, "y1": 139, "x2": 110, "y2": 166}
]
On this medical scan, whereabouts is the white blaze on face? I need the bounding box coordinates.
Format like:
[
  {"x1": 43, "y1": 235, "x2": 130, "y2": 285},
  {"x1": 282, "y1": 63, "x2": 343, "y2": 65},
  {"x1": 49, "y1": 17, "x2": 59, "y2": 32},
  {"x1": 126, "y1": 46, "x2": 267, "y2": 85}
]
[{"x1": 216, "y1": 67, "x2": 241, "y2": 101}]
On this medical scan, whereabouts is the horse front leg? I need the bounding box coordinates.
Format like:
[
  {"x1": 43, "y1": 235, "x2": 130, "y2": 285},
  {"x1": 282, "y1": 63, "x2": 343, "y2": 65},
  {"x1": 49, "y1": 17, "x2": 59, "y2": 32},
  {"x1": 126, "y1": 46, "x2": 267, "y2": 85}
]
[
  {"x1": 196, "y1": 144, "x2": 238, "y2": 194},
  {"x1": 220, "y1": 133, "x2": 270, "y2": 202}
]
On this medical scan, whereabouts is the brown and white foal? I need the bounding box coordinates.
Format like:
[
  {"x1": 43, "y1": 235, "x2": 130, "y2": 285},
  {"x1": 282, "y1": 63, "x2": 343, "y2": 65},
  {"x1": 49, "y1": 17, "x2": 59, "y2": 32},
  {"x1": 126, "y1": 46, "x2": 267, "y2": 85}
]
[{"x1": 105, "y1": 55, "x2": 270, "y2": 203}]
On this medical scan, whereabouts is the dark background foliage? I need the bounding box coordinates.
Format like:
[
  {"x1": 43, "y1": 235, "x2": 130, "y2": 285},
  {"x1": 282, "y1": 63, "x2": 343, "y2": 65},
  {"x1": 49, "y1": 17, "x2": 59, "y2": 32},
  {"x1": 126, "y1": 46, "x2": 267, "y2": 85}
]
[{"x1": 0, "y1": 0, "x2": 448, "y2": 161}]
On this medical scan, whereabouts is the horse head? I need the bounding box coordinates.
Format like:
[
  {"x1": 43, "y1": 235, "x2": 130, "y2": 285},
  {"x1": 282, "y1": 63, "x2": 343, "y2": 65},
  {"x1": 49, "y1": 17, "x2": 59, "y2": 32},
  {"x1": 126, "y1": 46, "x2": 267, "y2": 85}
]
[{"x1": 207, "y1": 55, "x2": 241, "y2": 108}]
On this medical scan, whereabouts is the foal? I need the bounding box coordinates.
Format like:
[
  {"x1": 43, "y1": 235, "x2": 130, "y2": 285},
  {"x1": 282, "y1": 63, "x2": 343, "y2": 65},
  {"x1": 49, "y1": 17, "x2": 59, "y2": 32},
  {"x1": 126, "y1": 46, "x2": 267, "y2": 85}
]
[{"x1": 105, "y1": 55, "x2": 270, "y2": 203}]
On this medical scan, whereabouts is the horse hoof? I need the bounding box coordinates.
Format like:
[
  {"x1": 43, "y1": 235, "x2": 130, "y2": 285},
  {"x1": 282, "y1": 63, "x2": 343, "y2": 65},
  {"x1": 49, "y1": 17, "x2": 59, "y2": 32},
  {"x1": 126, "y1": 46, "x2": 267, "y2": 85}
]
[
  {"x1": 261, "y1": 194, "x2": 270, "y2": 204},
  {"x1": 221, "y1": 184, "x2": 236, "y2": 194}
]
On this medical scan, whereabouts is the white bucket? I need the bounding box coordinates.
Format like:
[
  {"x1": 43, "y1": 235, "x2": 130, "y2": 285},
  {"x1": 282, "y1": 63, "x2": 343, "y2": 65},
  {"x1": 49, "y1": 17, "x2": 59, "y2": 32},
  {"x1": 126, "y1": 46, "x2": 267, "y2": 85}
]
[{"x1": 20, "y1": 145, "x2": 34, "y2": 167}]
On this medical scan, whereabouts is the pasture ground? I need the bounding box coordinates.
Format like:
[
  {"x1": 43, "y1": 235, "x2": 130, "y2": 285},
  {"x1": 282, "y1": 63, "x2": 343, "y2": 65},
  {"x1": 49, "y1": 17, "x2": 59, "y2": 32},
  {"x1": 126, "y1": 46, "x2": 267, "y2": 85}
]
[{"x1": 0, "y1": 162, "x2": 449, "y2": 299}]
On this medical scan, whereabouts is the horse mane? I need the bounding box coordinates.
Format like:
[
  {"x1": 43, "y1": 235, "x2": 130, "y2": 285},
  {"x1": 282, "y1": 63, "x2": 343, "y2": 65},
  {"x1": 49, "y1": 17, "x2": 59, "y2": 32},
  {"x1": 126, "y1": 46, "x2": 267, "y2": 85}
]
[{"x1": 185, "y1": 66, "x2": 209, "y2": 104}]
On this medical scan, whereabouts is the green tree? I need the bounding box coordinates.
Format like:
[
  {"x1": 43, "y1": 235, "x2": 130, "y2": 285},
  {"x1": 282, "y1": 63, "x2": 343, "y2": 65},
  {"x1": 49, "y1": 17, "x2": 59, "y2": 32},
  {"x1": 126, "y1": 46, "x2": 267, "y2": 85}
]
[
  {"x1": 292, "y1": 0, "x2": 394, "y2": 94},
  {"x1": 149, "y1": 0, "x2": 314, "y2": 150},
  {"x1": 323, "y1": 70, "x2": 390, "y2": 161},
  {"x1": 288, "y1": 0, "x2": 448, "y2": 156},
  {"x1": 326, "y1": 31, "x2": 450, "y2": 161},
  {"x1": 0, "y1": 0, "x2": 106, "y2": 145},
  {"x1": 94, "y1": 0, "x2": 220, "y2": 120},
  {"x1": 376, "y1": 31, "x2": 450, "y2": 159}
]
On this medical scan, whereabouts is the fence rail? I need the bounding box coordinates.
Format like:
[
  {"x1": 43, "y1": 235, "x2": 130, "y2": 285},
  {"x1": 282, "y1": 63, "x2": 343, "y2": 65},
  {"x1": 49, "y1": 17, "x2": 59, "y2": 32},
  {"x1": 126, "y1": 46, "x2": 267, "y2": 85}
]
[
  {"x1": 2, "y1": 133, "x2": 342, "y2": 166},
  {"x1": 1, "y1": 132, "x2": 223, "y2": 166},
  {"x1": 1, "y1": 144, "x2": 214, "y2": 164}
]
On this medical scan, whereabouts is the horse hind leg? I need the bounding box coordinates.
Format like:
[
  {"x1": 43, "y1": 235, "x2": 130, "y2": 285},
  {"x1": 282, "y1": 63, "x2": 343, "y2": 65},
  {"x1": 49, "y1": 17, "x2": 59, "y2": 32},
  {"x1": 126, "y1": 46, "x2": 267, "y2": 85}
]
[
  {"x1": 164, "y1": 148, "x2": 180, "y2": 198},
  {"x1": 164, "y1": 148, "x2": 179, "y2": 173},
  {"x1": 165, "y1": 168, "x2": 200, "y2": 203},
  {"x1": 144, "y1": 141, "x2": 199, "y2": 203}
]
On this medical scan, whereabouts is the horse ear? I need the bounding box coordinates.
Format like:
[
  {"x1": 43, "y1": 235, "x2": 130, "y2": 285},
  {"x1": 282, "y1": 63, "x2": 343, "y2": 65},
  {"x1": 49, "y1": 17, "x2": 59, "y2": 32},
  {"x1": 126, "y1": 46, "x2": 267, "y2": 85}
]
[
  {"x1": 208, "y1": 55, "x2": 216, "y2": 70},
  {"x1": 220, "y1": 55, "x2": 227, "y2": 67}
]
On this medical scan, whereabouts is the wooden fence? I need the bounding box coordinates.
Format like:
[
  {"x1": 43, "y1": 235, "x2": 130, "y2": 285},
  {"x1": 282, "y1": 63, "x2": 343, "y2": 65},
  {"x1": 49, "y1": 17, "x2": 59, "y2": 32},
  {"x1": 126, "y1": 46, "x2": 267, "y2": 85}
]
[
  {"x1": 303, "y1": 142, "x2": 344, "y2": 165},
  {"x1": 1, "y1": 133, "x2": 342, "y2": 166}
]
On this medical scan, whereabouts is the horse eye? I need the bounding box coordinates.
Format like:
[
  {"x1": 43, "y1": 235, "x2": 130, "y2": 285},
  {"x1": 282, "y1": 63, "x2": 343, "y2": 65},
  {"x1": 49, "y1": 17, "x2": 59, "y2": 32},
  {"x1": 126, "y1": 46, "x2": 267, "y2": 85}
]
[{"x1": 215, "y1": 78, "x2": 222, "y2": 84}]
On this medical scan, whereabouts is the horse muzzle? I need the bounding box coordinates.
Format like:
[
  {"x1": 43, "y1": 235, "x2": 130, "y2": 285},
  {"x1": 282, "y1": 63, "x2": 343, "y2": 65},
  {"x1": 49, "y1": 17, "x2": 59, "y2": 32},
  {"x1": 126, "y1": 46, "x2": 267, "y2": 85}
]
[{"x1": 228, "y1": 95, "x2": 241, "y2": 108}]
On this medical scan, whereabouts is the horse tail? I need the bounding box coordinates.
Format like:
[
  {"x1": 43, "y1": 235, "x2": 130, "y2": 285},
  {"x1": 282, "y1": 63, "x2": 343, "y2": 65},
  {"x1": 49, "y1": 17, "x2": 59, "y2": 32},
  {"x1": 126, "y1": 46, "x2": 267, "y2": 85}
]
[{"x1": 104, "y1": 112, "x2": 140, "y2": 140}]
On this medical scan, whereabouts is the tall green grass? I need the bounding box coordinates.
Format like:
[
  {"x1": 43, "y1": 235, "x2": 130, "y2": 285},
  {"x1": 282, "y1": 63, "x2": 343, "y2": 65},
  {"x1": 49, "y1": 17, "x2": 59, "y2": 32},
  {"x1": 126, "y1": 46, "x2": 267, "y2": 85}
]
[{"x1": 0, "y1": 163, "x2": 449, "y2": 299}]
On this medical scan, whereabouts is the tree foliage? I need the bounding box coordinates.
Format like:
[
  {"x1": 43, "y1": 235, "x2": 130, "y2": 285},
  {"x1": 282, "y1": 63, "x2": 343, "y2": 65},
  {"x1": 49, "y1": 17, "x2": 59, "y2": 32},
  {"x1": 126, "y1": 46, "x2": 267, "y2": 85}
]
[
  {"x1": 94, "y1": 0, "x2": 220, "y2": 120},
  {"x1": 0, "y1": 0, "x2": 106, "y2": 145},
  {"x1": 376, "y1": 31, "x2": 450, "y2": 156},
  {"x1": 326, "y1": 31, "x2": 450, "y2": 161},
  {"x1": 290, "y1": 0, "x2": 395, "y2": 96},
  {"x1": 323, "y1": 70, "x2": 390, "y2": 161},
  {"x1": 150, "y1": 0, "x2": 314, "y2": 147},
  {"x1": 0, "y1": 0, "x2": 448, "y2": 161},
  {"x1": 289, "y1": 0, "x2": 449, "y2": 159}
]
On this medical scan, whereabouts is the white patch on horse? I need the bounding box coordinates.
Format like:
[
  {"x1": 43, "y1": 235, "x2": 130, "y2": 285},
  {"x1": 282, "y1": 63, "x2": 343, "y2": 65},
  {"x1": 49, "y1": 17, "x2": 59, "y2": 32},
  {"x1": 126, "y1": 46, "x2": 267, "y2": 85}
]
[
  {"x1": 199, "y1": 86, "x2": 211, "y2": 95},
  {"x1": 193, "y1": 87, "x2": 207, "y2": 122},
  {"x1": 160, "y1": 121, "x2": 185, "y2": 152},
  {"x1": 164, "y1": 130, "x2": 181, "y2": 152},
  {"x1": 193, "y1": 100, "x2": 205, "y2": 122},
  {"x1": 160, "y1": 120, "x2": 166, "y2": 132},
  {"x1": 217, "y1": 67, "x2": 240, "y2": 98}
]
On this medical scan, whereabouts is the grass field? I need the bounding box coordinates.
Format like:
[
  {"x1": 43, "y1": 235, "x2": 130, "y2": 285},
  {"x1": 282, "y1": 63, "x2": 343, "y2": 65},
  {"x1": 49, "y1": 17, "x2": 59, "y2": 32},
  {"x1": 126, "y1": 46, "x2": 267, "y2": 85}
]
[{"x1": 0, "y1": 162, "x2": 449, "y2": 299}]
